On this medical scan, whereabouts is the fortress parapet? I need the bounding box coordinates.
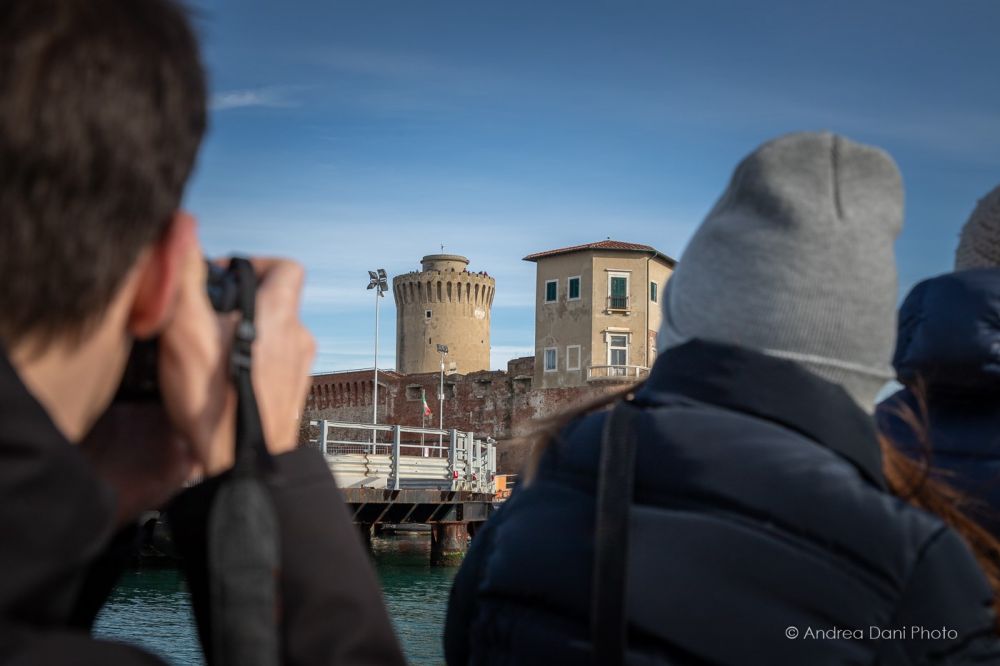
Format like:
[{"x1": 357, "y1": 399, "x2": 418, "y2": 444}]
[{"x1": 393, "y1": 254, "x2": 495, "y2": 375}]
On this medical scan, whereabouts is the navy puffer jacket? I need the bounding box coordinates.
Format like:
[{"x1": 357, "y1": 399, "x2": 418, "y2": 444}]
[
  {"x1": 445, "y1": 340, "x2": 999, "y2": 665},
  {"x1": 878, "y1": 268, "x2": 1000, "y2": 538}
]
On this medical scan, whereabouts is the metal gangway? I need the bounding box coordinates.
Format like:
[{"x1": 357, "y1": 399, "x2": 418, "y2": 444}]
[{"x1": 312, "y1": 420, "x2": 497, "y2": 494}]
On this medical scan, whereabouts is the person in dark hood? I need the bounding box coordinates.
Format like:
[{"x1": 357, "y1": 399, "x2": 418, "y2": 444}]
[
  {"x1": 445, "y1": 132, "x2": 1000, "y2": 665},
  {"x1": 879, "y1": 185, "x2": 1000, "y2": 539},
  {"x1": 0, "y1": 1, "x2": 403, "y2": 664}
]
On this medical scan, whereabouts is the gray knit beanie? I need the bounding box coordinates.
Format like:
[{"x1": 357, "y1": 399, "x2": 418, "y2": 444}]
[
  {"x1": 955, "y1": 184, "x2": 1000, "y2": 270},
  {"x1": 659, "y1": 131, "x2": 903, "y2": 413}
]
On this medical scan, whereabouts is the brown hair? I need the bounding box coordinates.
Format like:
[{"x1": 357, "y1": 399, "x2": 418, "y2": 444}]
[
  {"x1": 524, "y1": 380, "x2": 1000, "y2": 627},
  {"x1": 880, "y1": 384, "x2": 1000, "y2": 629},
  {"x1": 0, "y1": 0, "x2": 207, "y2": 347},
  {"x1": 522, "y1": 384, "x2": 634, "y2": 485}
]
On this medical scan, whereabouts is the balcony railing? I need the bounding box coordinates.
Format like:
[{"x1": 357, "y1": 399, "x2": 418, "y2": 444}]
[
  {"x1": 587, "y1": 365, "x2": 650, "y2": 382},
  {"x1": 607, "y1": 295, "x2": 630, "y2": 311}
]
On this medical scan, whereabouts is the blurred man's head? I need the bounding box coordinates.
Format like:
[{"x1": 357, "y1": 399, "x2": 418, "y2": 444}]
[{"x1": 0, "y1": 0, "x2": 206, "y2": 351}]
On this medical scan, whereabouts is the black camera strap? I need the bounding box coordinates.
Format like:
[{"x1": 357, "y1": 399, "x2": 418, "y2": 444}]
[
  {"x1": 591, "y1": 398, "x2": 639, "y2": 666},
  {"x1": 229, "y1": 258, "x2": 271, "y2": 472},
  {"x1": 207, "y1": 257, "x2": 281, "y2": 666}
]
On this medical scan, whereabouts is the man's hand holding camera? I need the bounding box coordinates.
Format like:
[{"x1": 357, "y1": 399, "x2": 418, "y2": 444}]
[{"x1": 83, "y1": 226, "x2": 316, "y2": 525}]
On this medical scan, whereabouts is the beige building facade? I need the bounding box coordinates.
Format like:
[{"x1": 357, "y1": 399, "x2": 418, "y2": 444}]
[
  {"x1": 524, "y1": 240, "x2": 675, "y2": 389},
  {"x1": 393, "y1": 254, "x2": 495, "y2": 375}
]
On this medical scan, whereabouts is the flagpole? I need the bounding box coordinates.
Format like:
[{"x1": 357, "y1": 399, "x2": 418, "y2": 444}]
[{"x1": 421, "y1": 389, "x2": 426, "y2": 455}]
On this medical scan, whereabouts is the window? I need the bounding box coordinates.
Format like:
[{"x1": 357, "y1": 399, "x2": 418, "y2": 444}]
[
  {"x1": 543, "y1": 347, "x2": 557, "y2": 372},
  {"x1": 545, "y1": 279, "x2": 558, "y2": 303},
  {"x1": 650, "y1": 281, "x2": 658, "y2": 303},
  {"x1": 425, "y1": 309, "x2": 432, "y2": 319},
  {"x1": 608, "y1": 273, "x2": 629, "y2": 310},
  {"x1": 566, "y1": 345, "x2": 581, "y2": 371},
  {"x1": 568, "y1": 276, "x2": 581, "y2": 301},
  {"x1": 608, "y1": 334, "x2": 628, "y2": 374},
  {"x1": 473, "y1": 377, "x2": 493, "y2": 398}
]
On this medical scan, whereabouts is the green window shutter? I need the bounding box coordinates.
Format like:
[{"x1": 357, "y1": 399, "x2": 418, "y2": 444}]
[
  {"x1": 611, "y1": 276, "x2": 628, "y2": 297},
  {"x1": 546, "y1": 281, "x2": 557, "y2": 302},
  {"x1": 609, "y1": 276, "x2": 628, "y2": 309}
]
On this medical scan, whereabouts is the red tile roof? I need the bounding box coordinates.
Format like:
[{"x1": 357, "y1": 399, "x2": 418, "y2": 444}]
[{"x1": 523, "y1": 239, "x2": 676, "y2": 266}]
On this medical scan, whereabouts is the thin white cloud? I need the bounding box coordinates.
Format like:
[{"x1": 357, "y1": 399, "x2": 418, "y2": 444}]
[
  {"x1": 317, "y1": 47, "x2": 452, "y2": 82},
  {"x1": 297, "y1": 46, "x2": 523, "y2": 115},
  {"x1": 610, "y1": 75, "x2": 1000, "y2": 164},
  {"x1": 210, "y1": 86, "x2": 299, "y2": 111},
  {"x1": 303, "y1": 283, "x2": 384, "y2": 309}
]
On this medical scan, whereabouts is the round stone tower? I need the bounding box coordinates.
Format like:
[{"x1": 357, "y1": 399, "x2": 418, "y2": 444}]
[{"x1": 393, "y1": 254, "x2": 494, "y2": 375}]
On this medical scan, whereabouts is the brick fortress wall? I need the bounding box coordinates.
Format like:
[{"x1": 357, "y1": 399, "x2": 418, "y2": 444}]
[{"x1": 301, "y1": 356, "x2": 621, "y2": 473}]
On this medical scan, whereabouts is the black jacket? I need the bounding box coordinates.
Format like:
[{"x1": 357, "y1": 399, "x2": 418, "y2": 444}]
[
  {"x1": 445, "y1": 340, "x2": 1000, "y2": 665},
  {"x1": 878, "y1": 269, "x2": 1000, "y2": 539},
  {"x1": 0, "y1": 351, "x2": 404, "y2": 665}
]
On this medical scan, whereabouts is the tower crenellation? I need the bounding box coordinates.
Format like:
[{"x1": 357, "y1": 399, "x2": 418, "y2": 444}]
[{"x1": 393, "y1": 254, "x2": 494, "y2": 375}]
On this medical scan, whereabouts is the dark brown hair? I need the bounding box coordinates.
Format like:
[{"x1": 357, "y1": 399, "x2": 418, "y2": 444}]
[
  {"x1": 0, "y1": 0, "x2": 206, "y2": 347},
  {"x1": 524, "y1": 381, "x2": 1000, "y2": 628}
]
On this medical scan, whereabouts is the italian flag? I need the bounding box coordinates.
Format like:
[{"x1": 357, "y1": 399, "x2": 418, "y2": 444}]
[{"x1": 422, "y1": 390, "x2": 432, "y2": 417}]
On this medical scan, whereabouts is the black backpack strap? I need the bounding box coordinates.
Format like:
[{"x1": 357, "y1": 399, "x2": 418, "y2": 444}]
[{"x1": 591, "y1": 399, "x2": 640, "y2": 666}]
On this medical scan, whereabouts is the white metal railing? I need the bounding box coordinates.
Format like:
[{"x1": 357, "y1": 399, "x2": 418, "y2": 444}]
[
  {"x1": 586, "y1": 365, "x2": 650, "y2": 381},
  {"x1": 309, "y1": 420, "x2": 496, "y2": 494}
]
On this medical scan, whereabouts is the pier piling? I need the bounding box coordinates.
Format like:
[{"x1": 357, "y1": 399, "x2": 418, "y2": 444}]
[
  {"x1": 430, "y1": 522, "x2": 468, "y2": 566},
  {"x1": 358, "y1": 523, "x2": 374, "y2": 550}
]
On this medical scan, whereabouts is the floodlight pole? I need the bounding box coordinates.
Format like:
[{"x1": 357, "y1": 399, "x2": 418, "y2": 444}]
[
  {"x1": 368, "y1": 269, "x2": 388, "y2": 446},
  {"x1": 373, "y1": 285, "x2": 380, "y2": 444},
  {"x1": 436, "y1": 344, "x2": 448, "y2": 449},
  {"x1": 439, "y1": 352, "x2": 445, "y2": 448}
]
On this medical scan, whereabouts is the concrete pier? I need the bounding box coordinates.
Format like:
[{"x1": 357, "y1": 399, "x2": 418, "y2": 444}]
[{"x1": 430, "y1": 522, "x2": 468, "y2": 566}]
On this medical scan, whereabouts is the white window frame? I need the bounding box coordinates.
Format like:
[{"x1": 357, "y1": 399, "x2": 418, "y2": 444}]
[
  {"x1": 544, "y1": 279, "x2": 558, "y2": 304},
  {"x1": 566, "y1": 344, "x2": 581, "y2": 371},
  {"x1": 567, "y1": 275, "x2": 582, "y2": 301},
  {"x1": 650, "y1": 281, "x2": 658, "y2": 303},
  {"x1": 543, "y1": 347, "x2": 558, "y2": 372},
  {"x1": 607, "y1": 271, "x2": 630, "y2": 309},
  {"x1": 606, "y1": 332, "x2": 629, "y2": 367}
]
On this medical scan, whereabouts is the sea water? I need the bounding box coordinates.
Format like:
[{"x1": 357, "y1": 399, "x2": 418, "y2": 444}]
[{"x1": 94, "y1": 533, "x2": 456, "y2": 666}]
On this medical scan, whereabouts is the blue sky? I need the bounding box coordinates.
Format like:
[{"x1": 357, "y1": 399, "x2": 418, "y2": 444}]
[{"x1": 184, "y1": 0, "x2": 1000, "y2": 373}]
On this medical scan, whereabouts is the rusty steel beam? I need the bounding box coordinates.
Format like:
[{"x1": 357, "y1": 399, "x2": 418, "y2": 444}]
[
  {"x1": 340, "y1": 488, "x2": 492, "y2": 504},
  {"x1": 340, "y1": 487, "x2": 494, "y2": 526}
]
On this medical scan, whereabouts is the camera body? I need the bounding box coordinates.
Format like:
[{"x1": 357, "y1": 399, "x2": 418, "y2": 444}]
[{"x1": 115, "y1": 261, "x2": 242, "y2": 402}]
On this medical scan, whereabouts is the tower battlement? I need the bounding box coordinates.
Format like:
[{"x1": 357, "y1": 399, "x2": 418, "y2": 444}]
[{"x1": 393, "y1": 254, "x2": 494, "y2": 375}]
